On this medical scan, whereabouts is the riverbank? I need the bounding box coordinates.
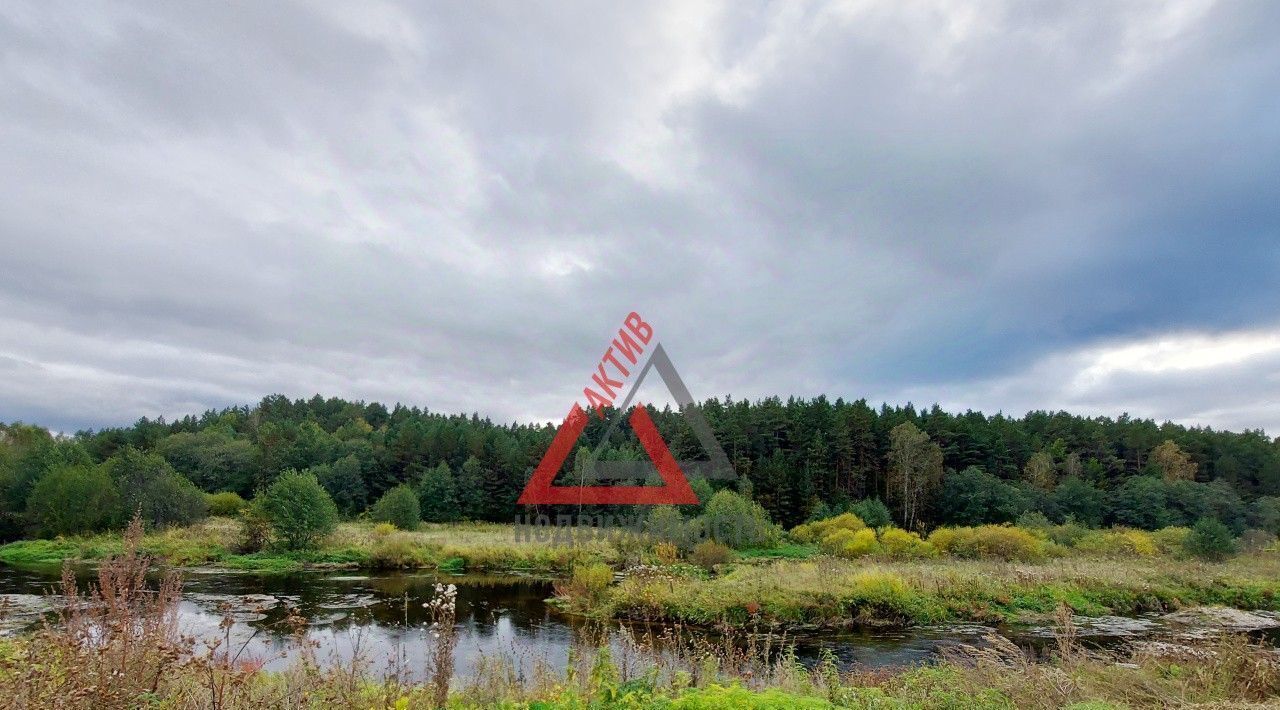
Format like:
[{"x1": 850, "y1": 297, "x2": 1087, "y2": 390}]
[
  {"x1": 0, "y1": 518, "x2": 616, "y2": 574},
  {"x1": 5, "y1": 519, "x2": 1280, "y2": 631},
  {"x1": 578, "y1": 554, "x2": 1280, "y2": 629}
]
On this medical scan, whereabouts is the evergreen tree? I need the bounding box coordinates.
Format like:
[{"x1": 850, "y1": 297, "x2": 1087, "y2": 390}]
[{"x1": 416, "y1": 462, "x2": 458, "y2": 522}]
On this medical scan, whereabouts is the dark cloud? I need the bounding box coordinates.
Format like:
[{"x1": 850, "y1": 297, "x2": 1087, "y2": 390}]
[{"x1": 0, "y1": 1, "x2": 1277, "y2": 434}]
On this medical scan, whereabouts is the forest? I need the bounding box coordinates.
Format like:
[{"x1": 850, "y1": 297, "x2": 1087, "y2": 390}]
[{"x1": 2, "y1": 393, "x2": 1278, "y2": 541}]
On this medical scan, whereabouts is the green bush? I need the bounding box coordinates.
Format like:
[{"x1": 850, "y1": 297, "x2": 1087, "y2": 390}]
[
  {"x1": 850, "y1": 498, "x2": 894, "y2": 528},
  {"x1": 1150, "y1": 526, "x2": 1192, "y2": 555},
  {"x1": 701, "y1": 490, "x2": 782, "y2": 549},
  {"x1": 106, "y1": 447, "x2": 207, "y2": 529},
  {"x1": 1045, "y1": 519, "x2": 1091, "y2": 547},
  {"x1": 26, "y1": 465, "x2": 121, "y2": 537},
  {"x1": 205, "y1": 491, "x2": 247, "y2": 517},
  {"x1": 690, "y1": 540, "x2": 733, "y2": 571},
  {"x1": 562, "y1": 562, "x2": 613, "y2": 605},
  {"x1": 647, "y1": 505, "x2": 700, "y2": 550},
  {"x1": 1183, "y1": 517, "x2": 1236, "y2": 561},
  {"x1": 369, "y1": 484, "x2": 421, "y2": 531},
  {"x1": 257, "y1": 470, "x2": 339, "y2": 550},
  {"x1": 879, "y1": 527, "x2": 936, "y2": 559},
  {"x1": 237, "y1": 500, "x2": 273, "y2": 552},
  {"x1": 926, "y1": 525, "x2": 1045, "y2": 562}
]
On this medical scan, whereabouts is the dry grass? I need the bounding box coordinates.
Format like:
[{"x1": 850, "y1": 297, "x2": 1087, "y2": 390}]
[{"x1": 606, "y1": 554, "x2": 1280, "y2": 627}]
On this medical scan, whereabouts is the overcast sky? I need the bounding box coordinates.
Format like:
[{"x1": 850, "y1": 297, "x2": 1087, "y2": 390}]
[{"x1": 2, "y1": 1, "x2": 1279, "y2": 435}]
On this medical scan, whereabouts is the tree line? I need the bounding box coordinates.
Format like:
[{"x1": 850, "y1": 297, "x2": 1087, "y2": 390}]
[{"x1": 1, "y1": 393, "x2": 1278, "y2": 539}]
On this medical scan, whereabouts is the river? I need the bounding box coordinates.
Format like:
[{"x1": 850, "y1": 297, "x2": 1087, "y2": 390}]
[{"x1": 1, "y1": 565, "x2": 1276, "y2": 682}]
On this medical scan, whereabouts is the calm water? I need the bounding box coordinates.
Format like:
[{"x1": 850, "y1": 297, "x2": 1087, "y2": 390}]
[{"x1": 1, "y1": 565, "x2": 1274, "y2": 681}]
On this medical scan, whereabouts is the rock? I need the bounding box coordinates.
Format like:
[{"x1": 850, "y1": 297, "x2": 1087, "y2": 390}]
[{"x1": 1161, "y1": 606, "x2": 1280, "y2": 631}]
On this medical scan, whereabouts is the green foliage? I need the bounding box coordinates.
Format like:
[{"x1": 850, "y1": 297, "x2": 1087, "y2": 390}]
[
  {"x1": 886, "y1": 421, "x2": 943, "y2": 530},
  {"x1": 1248, "y1": 496, "x2": 1280, "y2": 535},
  {"x1": 237, "y1": 500, "x2": 273, "y2": 553},
  {"x1": 9, "y1": 388, "x2": 1280, "y2": 537},
  {"x1": 316, "y1": 454, "x2": 367, "y2": 517},
  {"x1": 1109, "y1": 476, "x2": 1172, "y2": 530},
  {"x1": 415, "y1": 462, "x2": 457, "y2": 523},
  {"x1": 849, "y1": 498, "x2": 893, "y2": 528},
  {"x1": 370, "y1": 484, "x2": 421, "y2": 531},
  {"x1": 154, "y1": 429, "x2": 256, "y2": 495},
  {"x1": 257, "y1": 470, "x2": 339, "y2": 550},
  {"x1": 454, "y1": 455, "x2": 487, "y2": 521},
  {"x1": 939, "y1": 466, "x2": 1031, "y2": 525},
  {"x1": 1183, "y1": 517, "x2": 1236, "y2": 561},
  {"x1": 562, "y1": 562, "x2": 613, "y2": 605},
  {"x1": 702, "y1": 490, "x2": 782, "y2": 549},
  {"x1": 26, "y1": 465, "x2": 121, "y2": 536},
  {"x1": 204, "y1": 491, "x2": 246, "y2": 517},
  {"x1": 105, "y1": 447, "x2": 207, "y2": 529},
  {"x1": 647, "y1": 506, "x2": 700, "y2": 551},
  {"x1": 1150, "y1": 526, "x2": 1192, "y2": 554},
  {"x1": 683, "y1": 477, "x2": 715, "y2": 516},
  {"x1": 1051, "y1": 477, "x2": 1107, "y2": 527}
]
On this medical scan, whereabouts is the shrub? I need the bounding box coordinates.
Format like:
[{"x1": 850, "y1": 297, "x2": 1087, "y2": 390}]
[
  {"x1": 1150, "y1": 526, "x2": 1192, "y2": 555},
  {"x1": 879, "y1": 527, "x2": 935, "y2": 559},
  {"x1": 822, "y1": 528, "x2": 880, "y2": 558},
  {"x1": 1073, "y1": 529, "x2": 1158, "y2": 557},
  {"x1": 790, "y1": 512, "x2": 866, "y2": 544},
  {"x1": 850, "y1": 498, "x2": 894, "y2": 528},
  {"x1": 205, "y1": 491, "x2": 247, "y2": 517},
  {"x1": 690, "y1": 540, "x2": 733, "y2": 571},
  {"x1": 558, "y1": 562, "x2": 613, "y2": 605},
  {"x1": 370, "y1": 534, "x2": 425, "y2": 569},
  {"x1": 1016, "y1": 511, "x2": 1052, "y2": 532},
  {"x1": 1184, "y1": 518, "x2": 1237, "y2": 561},
  {"x1": 1247, "y1": 496, "x2": 1280, "y2": 535},
  {"x1": 1045, "y1": 519, "x2": 1091, "y2": 547},
  {"x1": 702, "y1": 490, "x2": 782, "y2": 549},
  {"x1": 648, "y1": 506, "x2": 699, "y2": 551},
  {"x1": 926, "y1": 525, "x2": 1044, "y2": 561},
  {"x1": 654, "y1": 541, "x2": 679, "y2": 565},
  {"x1": 372, "y1": 522, "x2": 397, "y2": 537},
  {"x1": 370, "y1": 485, "x2": 421, "y2": 531},
  {"x1": 106, "y1": 447, "x2": 207, "y2": 529},
  {"x1": 26, "y1": 465, "x2": 121, "y2": 537},
  {"x1": 257, "y1": 470, "x2": 340, "y2": 550},
  {"x1": 1239, "y1": 528, "x2": 1276, "y2": 552},
  {"x1": 237, "y1": 500, "x2": 273, "y2": 553}
]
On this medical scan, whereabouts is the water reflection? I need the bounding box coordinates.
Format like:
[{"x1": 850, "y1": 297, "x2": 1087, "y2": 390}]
[{"x1": 2, "y1": 565, "x2": 1275, "y2": 682}]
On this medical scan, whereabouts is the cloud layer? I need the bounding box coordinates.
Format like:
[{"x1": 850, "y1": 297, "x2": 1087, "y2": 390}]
[{"x1": 1, "y1": 1, "x2": 1278, "y2": 434}]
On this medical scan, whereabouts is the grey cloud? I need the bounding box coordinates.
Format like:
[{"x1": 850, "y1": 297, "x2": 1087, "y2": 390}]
[{"x1": 0, "y1": 1, "x2": 1277, "y2": 434}]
